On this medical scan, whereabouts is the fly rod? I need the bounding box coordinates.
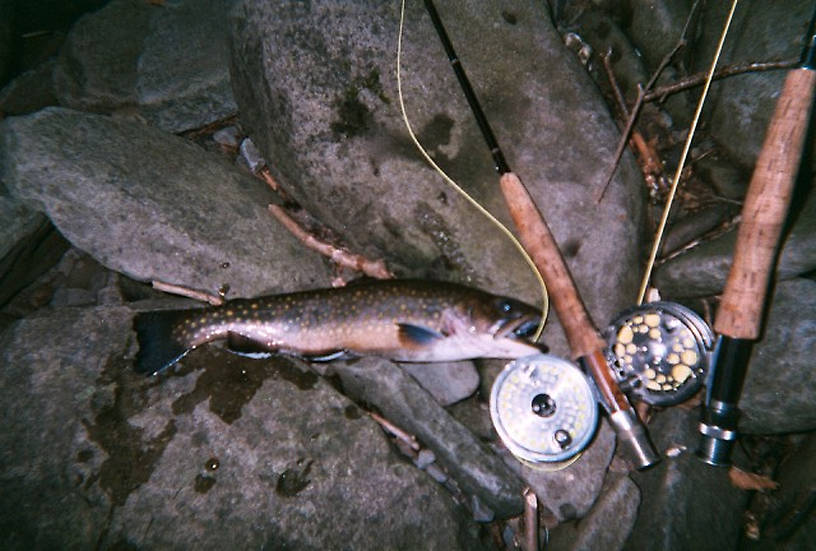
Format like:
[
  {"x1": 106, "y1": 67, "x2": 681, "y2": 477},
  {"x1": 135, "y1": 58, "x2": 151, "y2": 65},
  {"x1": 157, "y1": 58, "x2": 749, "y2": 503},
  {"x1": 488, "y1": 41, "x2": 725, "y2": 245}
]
[
  {"x1": 422, "y1": 0, "x2": 659, "y2": 469},
  {"x1": 697, "y1": 7, "x2": 816, "y2": 466}
]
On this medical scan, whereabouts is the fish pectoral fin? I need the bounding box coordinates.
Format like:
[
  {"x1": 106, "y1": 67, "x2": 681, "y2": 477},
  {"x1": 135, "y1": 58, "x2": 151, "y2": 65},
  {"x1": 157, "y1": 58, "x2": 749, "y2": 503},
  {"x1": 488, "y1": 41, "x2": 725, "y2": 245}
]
[
  {"x1": 227, "y1": 332, "x2": 276, "y2": 356},
  {"x1": 305, "y1": 350, "x2": 356, "y2": 362},
  {"x1": 397, "y1": 323, "x2": 445, "y2": 347}
]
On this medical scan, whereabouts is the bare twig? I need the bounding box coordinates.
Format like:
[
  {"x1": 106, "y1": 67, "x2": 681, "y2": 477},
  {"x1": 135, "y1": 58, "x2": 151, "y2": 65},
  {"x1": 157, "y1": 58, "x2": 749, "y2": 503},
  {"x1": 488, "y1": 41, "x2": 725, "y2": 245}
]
[
  {"x1": 595, "y1": 84, "x2": 645, "y2": 203},
  {"x1": 268, "y1": 204, "x2": 393, "y2": 279},
  {"x1": 594, "y1": 1, "x2": 699, "y2": 203},
  {"x1": 729, "y1": 466, "x2": 779, "y2": 492},
  {"x1": 523, "y1": 488, "x2": 539, "y2": 551},
  {"x1": 644, "y1": 58, "x2": 799, "y2": 102},
  {"x1": 151, "y1": 280, "x2": 224, "y2": 305},
  {"x1": 258, "y1": 167, "x2": 280, "y2": 191},
  {"x1": 369, "y1": 411, "x2": 421, "y2": 451},
  {"x1": 603, "y1": 48, "x2": 630, "y2": 118}
]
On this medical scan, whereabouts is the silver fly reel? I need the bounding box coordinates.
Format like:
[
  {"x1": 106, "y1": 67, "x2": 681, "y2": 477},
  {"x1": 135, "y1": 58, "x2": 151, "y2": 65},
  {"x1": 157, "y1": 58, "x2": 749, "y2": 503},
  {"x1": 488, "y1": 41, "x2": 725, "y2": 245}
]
[
  {"x1": 490, "y1": 354, "x2": 599, "y2": 465},
  {"x1": 605, "y1": 302, "x2": 714, "y2": 407}
]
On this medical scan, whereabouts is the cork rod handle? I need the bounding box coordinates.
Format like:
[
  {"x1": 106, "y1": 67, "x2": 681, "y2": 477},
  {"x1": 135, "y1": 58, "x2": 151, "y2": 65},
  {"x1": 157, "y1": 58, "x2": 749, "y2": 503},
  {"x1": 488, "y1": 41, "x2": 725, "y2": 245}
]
[
  {"x1": 498, "y1": 173, "x2": 606, "y2": 357},
  {"x1": 715, "y1": 68, "x2": 816, "y2": 339}
]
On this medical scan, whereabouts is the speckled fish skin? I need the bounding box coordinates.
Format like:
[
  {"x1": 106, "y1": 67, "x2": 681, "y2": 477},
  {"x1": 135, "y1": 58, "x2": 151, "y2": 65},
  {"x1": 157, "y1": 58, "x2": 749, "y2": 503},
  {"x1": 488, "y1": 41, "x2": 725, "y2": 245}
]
[{"x1": 134, "y1": 280, "x2": 545, "y2": 375}]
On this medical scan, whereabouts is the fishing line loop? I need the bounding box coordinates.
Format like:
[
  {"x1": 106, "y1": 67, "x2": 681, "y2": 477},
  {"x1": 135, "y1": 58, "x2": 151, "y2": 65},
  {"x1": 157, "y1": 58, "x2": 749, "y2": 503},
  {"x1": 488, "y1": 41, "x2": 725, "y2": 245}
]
[{"x1": 396, "y1": 0, "x2": 549, "y2": 340}]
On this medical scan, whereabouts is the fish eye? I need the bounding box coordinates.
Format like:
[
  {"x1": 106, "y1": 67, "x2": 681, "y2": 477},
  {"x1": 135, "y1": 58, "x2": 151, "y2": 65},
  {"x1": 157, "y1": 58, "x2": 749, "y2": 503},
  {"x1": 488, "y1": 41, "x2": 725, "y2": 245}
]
[{"x1": 498, "y1": 299, "x2": 514, "y2": 313}]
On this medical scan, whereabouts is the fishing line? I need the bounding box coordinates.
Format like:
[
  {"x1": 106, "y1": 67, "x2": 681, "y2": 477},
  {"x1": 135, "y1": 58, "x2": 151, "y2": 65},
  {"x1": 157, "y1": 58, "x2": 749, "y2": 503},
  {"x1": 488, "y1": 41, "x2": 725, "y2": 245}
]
[
  {"x1": 396, "y1": 0, "x2": 549, "y2": 340},
  {"x1": 636, "y1": 0, "x2": 740, "y2": 305}
]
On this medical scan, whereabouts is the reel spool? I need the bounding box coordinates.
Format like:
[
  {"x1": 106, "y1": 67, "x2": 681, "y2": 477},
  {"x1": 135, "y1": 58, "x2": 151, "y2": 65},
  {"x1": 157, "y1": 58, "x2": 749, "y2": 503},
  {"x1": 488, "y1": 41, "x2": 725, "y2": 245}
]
[
  {"x1": 490, "y1": 354, "x2": 599, "y2": 465},
  {"x1": 605, "y1": 302, "x2": 714, "y2": 407}
]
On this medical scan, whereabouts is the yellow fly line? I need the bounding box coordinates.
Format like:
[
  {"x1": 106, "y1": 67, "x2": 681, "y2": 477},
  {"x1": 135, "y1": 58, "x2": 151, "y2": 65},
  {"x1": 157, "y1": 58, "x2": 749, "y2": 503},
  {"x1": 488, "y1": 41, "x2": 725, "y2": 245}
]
[
  {"x1": 637, "y1": 0, "x2": 740, "y2": 305},
  {"x1": 396, "y1": 0, "x2": 549, "y2": 341}
]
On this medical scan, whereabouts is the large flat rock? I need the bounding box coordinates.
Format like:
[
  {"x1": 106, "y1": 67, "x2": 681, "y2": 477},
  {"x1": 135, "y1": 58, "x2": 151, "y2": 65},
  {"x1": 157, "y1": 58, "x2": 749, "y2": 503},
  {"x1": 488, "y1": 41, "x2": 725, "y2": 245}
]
[{"x1": 229, "y1": 0, "x2": 647, "y2": 357}]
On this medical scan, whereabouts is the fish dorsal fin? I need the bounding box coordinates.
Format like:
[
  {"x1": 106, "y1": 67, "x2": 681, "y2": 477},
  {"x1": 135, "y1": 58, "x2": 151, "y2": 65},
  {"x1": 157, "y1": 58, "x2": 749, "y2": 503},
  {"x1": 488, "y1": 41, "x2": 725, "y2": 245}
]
[{"x1": 397, "y1": 323, "x2": 445, "y2": 346}]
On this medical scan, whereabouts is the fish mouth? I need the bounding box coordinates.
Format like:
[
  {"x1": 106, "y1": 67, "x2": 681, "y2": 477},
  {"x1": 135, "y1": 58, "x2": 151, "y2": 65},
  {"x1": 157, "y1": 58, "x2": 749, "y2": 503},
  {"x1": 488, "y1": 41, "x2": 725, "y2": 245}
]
[{"x1": 493, "y1": 314, "x2": 541, "y2": 341}]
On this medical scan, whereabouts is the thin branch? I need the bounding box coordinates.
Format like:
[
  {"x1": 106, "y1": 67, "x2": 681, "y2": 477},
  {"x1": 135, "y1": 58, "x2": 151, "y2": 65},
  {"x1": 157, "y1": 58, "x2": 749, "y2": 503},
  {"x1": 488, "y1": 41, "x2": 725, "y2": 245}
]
[
  {"x1": 594, "y1": 0, "x2": 699, "y2": 203},
  {"x1": 595, "y1": 84, "x2": 645, "y2": 203},
  {"x1": 268, "y1": 204, "x2": 394, "y2": 279},
  {"x1": 729, "y1": 466, "x2": 779, "y2": 492},
  {"x1": 258, "y1": 167, "x2": 280, "y2": 191},
  {"x1": 151, "y1": 280, "x2": 224, "y2": 306},
  {"x1": 368, "y1": 411, "x2": 421, "y2": 451},
  {"x1": 603, "y1": 47, "x2": 630, "y2": 118},
  {"x1": 644, "y1": 58, "x2": 800, "y2": 102},
  {"x1": 523, "y1": 488, "x2": 539, "y2": 551}
]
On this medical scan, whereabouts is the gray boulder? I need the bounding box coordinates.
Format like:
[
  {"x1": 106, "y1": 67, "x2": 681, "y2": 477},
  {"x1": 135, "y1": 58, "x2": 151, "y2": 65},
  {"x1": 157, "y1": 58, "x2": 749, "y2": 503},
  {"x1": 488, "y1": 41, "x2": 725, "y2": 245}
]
[
  {"x1": 332, "y1": 357, "x2": 526, "y2": 518},
  {"x1": 692, "y1": 0, "x2": 814, "y2": 168},
  {"x1": 54, "y1": 0, "x2": 238, "y2": 133},
  {"x1": 0, "y1": 191, "x2": 68, "y2": 308},
  {"x1": 0, "y1": 305, "x2": 484, "y2": 550},
  {"x1": 626, "y1": 0, "x2": 694, "y2": 71},
  {"x1": 654, "y1": 184, "x2": 816, "y2": 298},
  {"x1": 547, "y1": 473, "x2": 641, "y2": 551},
  {"x1": 509, "y1": 419, "x2": 617, "y2": 525},
  {"x1": 740, "y1": 277, "x2": 816, "y2": 434},
  {"x1": 0, "y1": 58, "x2": 59, "y2": 116},
  {"x1": 624, "y1": 407, "x2": 748, "y2": 551},
  {"x1": 0, "y1": 107, "x2": 333, "y2": 299},
  {"x1": 229, "y1": 0, "x2": 647, "y2": 358}
]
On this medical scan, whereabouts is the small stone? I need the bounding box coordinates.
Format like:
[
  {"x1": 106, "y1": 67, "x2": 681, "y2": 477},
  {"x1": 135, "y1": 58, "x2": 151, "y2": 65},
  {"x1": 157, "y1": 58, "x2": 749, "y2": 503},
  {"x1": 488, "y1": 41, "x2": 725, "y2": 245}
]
[
  {"x1": 401, "y1": 361, "x2": 479, "y2": 406},
  {"x1": 470, "y1": 494, "x2": 495, "y2": 523},
  {"x1": 424, "y1": 464, "x2": 448, "y2": 484},
  {"x1": 50, "y1": 287, "x2": 96, "y2": 307},
  {"x1": 239, "y1": 137, "x2": 266, "y2": 173},
  {"x1": 415, "y1": 448, "x2": 436, "y2": 470},
  {"x1": 212, "y1": 126, "x2": 241, "y2": 148}
]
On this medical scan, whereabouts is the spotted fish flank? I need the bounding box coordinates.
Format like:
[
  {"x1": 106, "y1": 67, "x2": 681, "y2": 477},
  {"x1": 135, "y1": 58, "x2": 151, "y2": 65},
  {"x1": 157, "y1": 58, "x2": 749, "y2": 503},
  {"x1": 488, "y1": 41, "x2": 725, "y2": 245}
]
[{"x1": 133, "y1": 280, "x2": 545, "y2": 375}]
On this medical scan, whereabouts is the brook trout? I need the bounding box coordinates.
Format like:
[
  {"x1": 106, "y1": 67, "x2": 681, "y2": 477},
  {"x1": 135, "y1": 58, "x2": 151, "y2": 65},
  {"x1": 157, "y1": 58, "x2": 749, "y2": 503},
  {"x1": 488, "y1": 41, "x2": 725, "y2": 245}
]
[{"x1": 134, "y1": 279, "x2": 545, "y2": 375}]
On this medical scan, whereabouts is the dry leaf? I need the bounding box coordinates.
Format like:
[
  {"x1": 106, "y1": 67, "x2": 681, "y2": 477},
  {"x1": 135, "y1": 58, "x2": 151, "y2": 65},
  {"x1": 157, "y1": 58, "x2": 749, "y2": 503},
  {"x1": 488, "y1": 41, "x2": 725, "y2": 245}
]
[{"x1": 729, "y1": 466, "x2": 779, "y2": 492}]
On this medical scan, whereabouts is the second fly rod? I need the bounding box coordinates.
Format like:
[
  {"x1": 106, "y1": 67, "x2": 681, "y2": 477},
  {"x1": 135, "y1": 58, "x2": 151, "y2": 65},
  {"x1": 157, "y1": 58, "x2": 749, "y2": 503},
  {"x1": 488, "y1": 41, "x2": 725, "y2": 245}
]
[{"x1": 421, "y1": 0, "x2": 659, "y2": 469}]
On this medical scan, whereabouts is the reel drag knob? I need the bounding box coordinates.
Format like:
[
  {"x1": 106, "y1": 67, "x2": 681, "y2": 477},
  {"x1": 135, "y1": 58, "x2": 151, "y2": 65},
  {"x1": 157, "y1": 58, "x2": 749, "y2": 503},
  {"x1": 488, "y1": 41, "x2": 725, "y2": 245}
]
[
  {"x1": 605, "y1": 302, "x2": 714, "y2": 407},
  {"x1": 490, "y1": 354, "x2": 599, "y2": 465}
]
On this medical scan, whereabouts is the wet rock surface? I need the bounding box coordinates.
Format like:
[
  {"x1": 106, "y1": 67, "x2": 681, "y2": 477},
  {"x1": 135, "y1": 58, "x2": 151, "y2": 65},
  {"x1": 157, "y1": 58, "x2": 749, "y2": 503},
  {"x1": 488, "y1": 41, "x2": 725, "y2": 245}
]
[
  {"x1": 0, "y1": 306, "x2": 483, "y2": 550},
  {"x1": 1, "y1": 0, "x2": 815, "y2": 548}
]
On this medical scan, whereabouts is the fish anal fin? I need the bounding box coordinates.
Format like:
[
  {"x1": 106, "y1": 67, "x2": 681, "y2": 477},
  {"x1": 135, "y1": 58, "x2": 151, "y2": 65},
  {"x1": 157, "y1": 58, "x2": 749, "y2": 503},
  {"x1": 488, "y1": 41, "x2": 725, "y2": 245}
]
[
  {"x1": 227, "y1": 332, "x2": 275, "y2": 355},
  {"x1": 305, "y1": 350, "x2": 357, "y2": 362},
  {"x1": 397, "y1": 323, "x2": 445, "y2": 347}
]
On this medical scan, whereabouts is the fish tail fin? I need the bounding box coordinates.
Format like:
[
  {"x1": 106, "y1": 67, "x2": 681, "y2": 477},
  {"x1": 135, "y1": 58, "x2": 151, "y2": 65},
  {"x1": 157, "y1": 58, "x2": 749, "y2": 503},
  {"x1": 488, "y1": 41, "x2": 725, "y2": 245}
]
[{"x1": 133, "y1": 310, "x2": 192, "y2": 375}]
